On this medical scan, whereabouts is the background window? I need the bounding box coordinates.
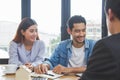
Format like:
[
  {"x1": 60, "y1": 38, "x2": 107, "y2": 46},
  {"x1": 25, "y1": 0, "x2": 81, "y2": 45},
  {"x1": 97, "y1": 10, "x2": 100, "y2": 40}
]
[
  {"x1": 0, "y1": 0, "x2": 21, "y2": 58},
  {"x1": 71, "y1": 0, "x2": 102, "y2": 40},
  {"x1": 31, "y1": 0, "x2": 61, "y2": 57}
]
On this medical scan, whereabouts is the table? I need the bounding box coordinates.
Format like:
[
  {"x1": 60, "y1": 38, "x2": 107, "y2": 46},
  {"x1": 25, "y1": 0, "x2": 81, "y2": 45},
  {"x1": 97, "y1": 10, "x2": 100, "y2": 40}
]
[
  {"x1": 0, "y1": 74, "x2": 15, "y2": 80},
  {"x1": 0, "y1": 74, "x2": 80, "y2": 80},
  {"x1": 0, "y1": 65, "x2": 80, "y2": 80}
]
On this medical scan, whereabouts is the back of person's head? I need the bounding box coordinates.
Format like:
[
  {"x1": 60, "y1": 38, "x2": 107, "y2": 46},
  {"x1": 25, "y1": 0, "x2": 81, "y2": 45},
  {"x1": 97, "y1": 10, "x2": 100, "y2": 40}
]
[
  {"x1": 105, "y1": 0, "x2": 120, "y2": 20},
  {"x1": 13, "y1": 17, "x2": 39, "y2": 43},
  {"x1": 67, "y1": 15, "x2": 86, "y2": 31}
]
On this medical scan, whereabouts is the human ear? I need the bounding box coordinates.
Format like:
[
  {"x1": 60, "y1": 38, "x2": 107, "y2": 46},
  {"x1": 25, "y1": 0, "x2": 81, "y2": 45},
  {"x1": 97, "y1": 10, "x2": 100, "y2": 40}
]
[
  {"x1": 67, "y1": 28, "x2": 72, "y2": 35},
  {"x1": 108, "y1": 9, "x2": 114, "y2": 21},
  {"x1": 21, "y1": 30, "x2": 25, "y2": 35}
]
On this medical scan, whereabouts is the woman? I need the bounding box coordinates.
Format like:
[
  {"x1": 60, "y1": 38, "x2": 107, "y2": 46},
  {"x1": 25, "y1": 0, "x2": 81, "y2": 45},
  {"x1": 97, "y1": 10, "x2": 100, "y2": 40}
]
[{"x1": 8, "y1": 17, "x2": 45, "y2": 70}]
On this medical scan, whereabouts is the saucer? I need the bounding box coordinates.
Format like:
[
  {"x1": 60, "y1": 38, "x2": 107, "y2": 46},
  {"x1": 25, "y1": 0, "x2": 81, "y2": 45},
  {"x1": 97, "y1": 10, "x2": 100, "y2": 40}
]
[{"x1": 4, "y1": 70, "x2": 16, "y2": 74}]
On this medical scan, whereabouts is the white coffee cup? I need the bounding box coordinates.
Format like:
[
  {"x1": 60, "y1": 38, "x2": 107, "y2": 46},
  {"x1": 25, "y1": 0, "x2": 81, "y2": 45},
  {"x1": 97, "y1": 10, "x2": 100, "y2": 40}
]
[
  {"x1": 3, "y1": 64, "x2": 18, "y2": 74},
  {"x1": 0, "y1": 66, "x2": 6, "y2": 76}
]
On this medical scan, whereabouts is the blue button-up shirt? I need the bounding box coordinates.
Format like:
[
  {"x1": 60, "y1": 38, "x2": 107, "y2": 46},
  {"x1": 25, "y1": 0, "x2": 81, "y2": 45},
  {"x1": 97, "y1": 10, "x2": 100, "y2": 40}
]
[{"x1": 44, "y1": 39, "x2": 96, "y2": 69}]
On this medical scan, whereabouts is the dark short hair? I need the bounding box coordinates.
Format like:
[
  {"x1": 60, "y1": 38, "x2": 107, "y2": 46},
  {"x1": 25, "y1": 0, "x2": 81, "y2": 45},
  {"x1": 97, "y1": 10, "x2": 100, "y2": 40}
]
[
  {"x1": 67, "y1": 15, "x2": 86, "y2": 30},
  {"x1": 105, "y1": 0, "x2": 120, "y2": 20}
]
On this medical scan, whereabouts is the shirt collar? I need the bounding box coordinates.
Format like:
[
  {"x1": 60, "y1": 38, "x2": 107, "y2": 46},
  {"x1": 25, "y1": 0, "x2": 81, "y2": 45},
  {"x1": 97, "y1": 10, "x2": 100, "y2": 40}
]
[{"x1": 66, "y1": 39, "x2": 90, "y2": 49}]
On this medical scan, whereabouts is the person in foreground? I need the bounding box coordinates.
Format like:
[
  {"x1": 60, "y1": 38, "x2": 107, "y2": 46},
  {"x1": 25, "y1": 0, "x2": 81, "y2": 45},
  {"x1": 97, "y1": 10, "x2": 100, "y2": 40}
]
[
  {"x1": 34, "y1": 15, "x2": 96, "y2": 74},
  {"x1": 81, "y1": 0, "x2": 120, "y2": 80},
  {"x1": 8, "y1": 17, "x2": 45, "y2": 71}
]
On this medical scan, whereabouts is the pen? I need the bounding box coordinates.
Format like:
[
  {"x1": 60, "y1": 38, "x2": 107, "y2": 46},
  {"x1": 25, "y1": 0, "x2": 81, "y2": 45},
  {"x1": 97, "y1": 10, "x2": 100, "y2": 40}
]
[{"x1": 45, "y1": 73, "x2": 54, "y2": 76}]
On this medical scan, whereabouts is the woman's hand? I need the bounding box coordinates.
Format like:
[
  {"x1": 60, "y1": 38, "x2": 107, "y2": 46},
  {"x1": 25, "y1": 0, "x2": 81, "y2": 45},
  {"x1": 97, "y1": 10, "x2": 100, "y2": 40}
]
[{"x1": 25, "y1": 62, "x2": 34, "y2": 71}]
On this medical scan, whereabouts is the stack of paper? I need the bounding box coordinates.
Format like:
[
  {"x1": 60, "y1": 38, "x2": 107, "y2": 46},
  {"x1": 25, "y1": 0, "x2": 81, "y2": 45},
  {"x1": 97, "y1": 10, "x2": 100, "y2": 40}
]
[{"x1": 31, "y1": 70, "x2": 63, "y2": 79}]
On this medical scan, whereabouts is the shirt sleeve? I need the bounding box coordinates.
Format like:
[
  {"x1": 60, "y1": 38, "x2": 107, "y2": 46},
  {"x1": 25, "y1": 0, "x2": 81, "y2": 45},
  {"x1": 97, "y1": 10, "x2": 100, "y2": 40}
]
[
  {"x1": 44, "y1": 44, "x2": 62, "y2": 69},
  {"x1": 8, "y1": 41, "x2": 23, "y2": 66}
]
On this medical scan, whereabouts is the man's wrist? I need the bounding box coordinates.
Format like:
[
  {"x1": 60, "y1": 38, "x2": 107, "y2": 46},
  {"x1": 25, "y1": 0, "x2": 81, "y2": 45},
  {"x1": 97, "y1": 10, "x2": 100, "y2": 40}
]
[{"x1": 43, "y1": 63, "x2": 50, "y2": 70}]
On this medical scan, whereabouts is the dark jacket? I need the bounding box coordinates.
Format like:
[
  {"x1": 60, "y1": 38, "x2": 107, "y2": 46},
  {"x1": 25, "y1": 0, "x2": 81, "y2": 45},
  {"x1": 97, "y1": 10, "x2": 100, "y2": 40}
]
[{"x1": 81, "y1": 33, "x2": 120, "y2": 80}]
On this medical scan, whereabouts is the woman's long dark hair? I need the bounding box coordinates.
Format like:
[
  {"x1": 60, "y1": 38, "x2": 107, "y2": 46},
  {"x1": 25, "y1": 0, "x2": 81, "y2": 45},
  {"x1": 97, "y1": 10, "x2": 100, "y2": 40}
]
[{"x1": 13, "y1": 17, "x2": 39, "y2": 43}]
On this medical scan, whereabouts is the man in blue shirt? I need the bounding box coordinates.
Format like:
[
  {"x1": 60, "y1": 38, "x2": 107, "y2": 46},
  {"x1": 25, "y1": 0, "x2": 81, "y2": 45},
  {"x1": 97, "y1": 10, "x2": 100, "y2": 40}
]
[{"x1": 34, "y1": 15, "x2": 96, "y2": 74}]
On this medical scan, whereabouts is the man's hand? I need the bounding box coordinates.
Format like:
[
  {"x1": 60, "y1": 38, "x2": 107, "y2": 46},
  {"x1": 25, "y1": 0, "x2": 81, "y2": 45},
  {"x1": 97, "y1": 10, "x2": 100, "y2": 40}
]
[
  {"x1": 53, "y1": 64, "x2": 70, "y2": 74},
  {"x1": 34, "y1": 64, "x2": 49, "y2": 74}
]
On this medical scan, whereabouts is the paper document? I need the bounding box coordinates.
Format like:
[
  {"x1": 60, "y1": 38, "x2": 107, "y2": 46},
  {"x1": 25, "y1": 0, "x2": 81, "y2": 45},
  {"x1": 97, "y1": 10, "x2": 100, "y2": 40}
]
[
  {"x1": 76, "y1": 73, "x2": 83, "y2": 77},
  {"x1": 31, "y1": 70, "x2": 63, "y2": 79}
]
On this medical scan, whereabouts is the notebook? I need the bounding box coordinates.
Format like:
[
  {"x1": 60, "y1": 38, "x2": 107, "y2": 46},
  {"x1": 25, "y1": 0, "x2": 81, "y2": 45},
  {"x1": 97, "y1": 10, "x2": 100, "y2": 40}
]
[{"x1": 31, "y1": 70, "x2": 63, "y2": 79}]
